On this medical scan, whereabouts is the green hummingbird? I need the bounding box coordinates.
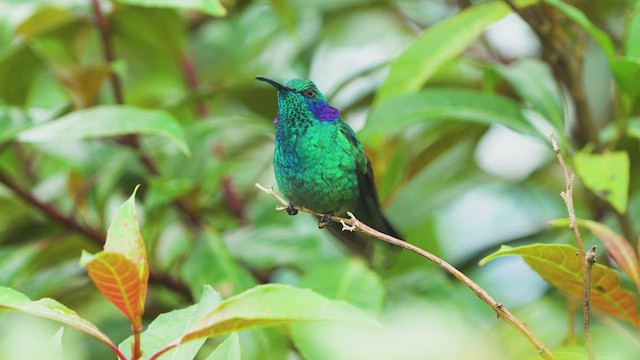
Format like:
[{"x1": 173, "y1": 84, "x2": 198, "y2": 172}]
[{"x1": 256, "y1": 76, "x2": 401, "y2": 258}]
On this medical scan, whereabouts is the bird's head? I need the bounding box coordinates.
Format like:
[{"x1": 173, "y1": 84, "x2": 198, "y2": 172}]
[{"x1": 256, "y1": 76, "x2": 340, "y2": 125}]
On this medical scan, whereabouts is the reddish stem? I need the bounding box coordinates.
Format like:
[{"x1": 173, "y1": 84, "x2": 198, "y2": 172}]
[
  {"x1": 90, "y1": 0, "x2": 125, "y2": 104},
  {"x1": 179, "y1": 54, "x2": 209, "y2": 117}
]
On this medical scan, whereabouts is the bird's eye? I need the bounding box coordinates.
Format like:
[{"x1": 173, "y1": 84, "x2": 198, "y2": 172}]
[{"x1": 302, "y1": 89, "x2": 317, "y2": 98}]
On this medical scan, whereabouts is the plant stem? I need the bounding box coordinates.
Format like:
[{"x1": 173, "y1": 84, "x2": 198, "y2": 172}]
[
  {"x1": 132, "y1": 323, "x2": 142, "y2": 360},
  {"x1": 90, "y1": 0, "x2": 124, "y2": 105},
  {"x1": 256, "y1": 183, "x2": 556, "y2": 360},
  {"x1": 504, "y1": 0, "x2": 601, "y2": 149},
  {"x1": 0, "y1": 167, "x2": 105, "y2": 245},
  {"x1": 179, "y1": 54, "x2": 209, "y2": 117},
  {"x1": 108, "y1": 342, "x2": 129, "y2": 360},
  {"x1": 550, "y1": 133, "x2": 595, "y2": 360}
]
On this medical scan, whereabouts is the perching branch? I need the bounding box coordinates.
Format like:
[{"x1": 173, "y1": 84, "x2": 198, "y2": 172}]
[
  {"x1": 549, "y1": 133, "x2": 595, "y2": 360},
  {"x1": 255, "y1": 183, "x2": 555, "y2": 360}
]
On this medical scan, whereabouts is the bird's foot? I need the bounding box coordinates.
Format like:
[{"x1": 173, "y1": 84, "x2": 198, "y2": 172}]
[
  {"x1": 318, "y1": 212, "x2": 333, "y2": 229},
  {"x1": 285, "y1": 203, "x2": 298, "y2": 216}
]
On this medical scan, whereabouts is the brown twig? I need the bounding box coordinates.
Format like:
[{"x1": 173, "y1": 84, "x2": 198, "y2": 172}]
[
  {"x1": 179, "y1": 55, "x2": 209, "y2": 117},
  {"x1": 0, "y1": 167, "x2": 105, "y2": 245},
  {"x1": 91, "y1": 0, "x2": 208, "y2": 231},
  {"x1": 549, "y1": 133, "x2": 595, "y2": 360},
  {"x1": 505, "y1": 0, "x2": 600, "y2": 149},
  {"x1": 0, "y1": 166, "x2": 193, "y2": 300},
  {"x1": 255, "y1": 183, "x2": 555, "y2": 360},
  {"x1": 90, "y1": 0, "x2": 124, "y2": 104}
]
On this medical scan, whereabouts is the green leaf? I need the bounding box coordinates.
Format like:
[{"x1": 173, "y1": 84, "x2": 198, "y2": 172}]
[
  {"x1": 16, "y1": 105, "x2": 191, "y2": 156},
  {"x1": 181, "y1": 232, "x2": 256, "y2": 299},
  {"x1": 47, "y1": 327, "x2": 65, "y2": 360},
  {"x1": 490, "y1": 59, "x2": 564, "y2": 133},
  {"x1": 480, "y1": 244, "x2": 638, "y2": 326},
  {"x1": 15, "y1": 7, "x2": 74, "y2": 40},
  {"x1": 299, "y1": 259, "x2": 385, "y2": 314},
  {"x1": 363, "y1": 88, "x2": 537, "y2": 139},
  {"x1": 121, "y1": 285, "x2": 223, "y2": 360},
  {"x1": 610, "y1": 57, "x2": 640, "y2": 98},
  {"x1": 542, "y1": 0, "x2": 615, "y2": 60},
  {"x1": 0, "y1": 45, "x2": 42, "y2": 105},
  {"x1": 205, "y1": 333, "x2": 241, "y2": 360},
  {"x1": 550, "y1": 219, "x2": 640, "y2": 290},
  {"x1": 374, "y1": 0, "x2": 536, "y2": 103},
  {"x1": 178, "y1": 284, "x2": 378, "y2": 343},
  {"x1": 113, "y1": 7, "x2": 187, "y2": 55},
  {"x1": 625, "y1": 6, "x2": 640, "y2": 57},
  {"x1": 104, "y1": 185, "x2": 145, "y2": 261},
  {"x1": 291, "y1": 260, "x2": 384, "y2": 360},
  {"x1": 0, "y1": 286, "x2": 118, "y2": 353},
  {"x1": 574, "y1": 151, "x2": 629, "y2": 214},
  {"x1": 114, "y1": 0, "x2": 227, "y2": 17}
]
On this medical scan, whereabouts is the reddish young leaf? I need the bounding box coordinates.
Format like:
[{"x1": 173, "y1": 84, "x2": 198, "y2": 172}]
[
  {"x1": 577, "y1": 219, "x2": 640, "y2": 291},
  {"x1": 80, "y1": 186, "x2": 148, "y2": 328},
  {"x1": 480, "y1": 244, "x2": 639, "y2": 327},
  {"x1": 81, "y1": 251, "x2": 148, "y2": 328},
  {"x1": 550, "y1": 218, "x2": 640, "y2": 290}
]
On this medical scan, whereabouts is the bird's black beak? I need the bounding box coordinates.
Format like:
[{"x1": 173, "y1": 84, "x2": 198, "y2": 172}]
[{"x1": 256, "y1": 76, "x2": 292, "y2": 93}]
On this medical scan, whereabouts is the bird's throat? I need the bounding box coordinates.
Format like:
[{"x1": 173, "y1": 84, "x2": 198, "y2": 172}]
[{"x1": 308, "y1": 100, "x2": 340, "y2": 122}]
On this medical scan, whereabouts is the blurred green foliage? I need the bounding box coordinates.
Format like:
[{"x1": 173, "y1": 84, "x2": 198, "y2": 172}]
[{"x1": 1, "y1": 0, "x2": 640, "y2": 359}]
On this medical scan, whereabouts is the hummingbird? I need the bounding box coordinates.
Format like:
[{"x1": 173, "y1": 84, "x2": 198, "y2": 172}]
[{"x1": 256, "y1": 76, "x2": 401, "y2": 258}]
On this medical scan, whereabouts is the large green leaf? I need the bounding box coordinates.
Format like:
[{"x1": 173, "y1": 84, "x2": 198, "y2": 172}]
[
  {"x1": 114, "y1": 0, "x2": 227, "y2": 17},
  {"x1": 120, "y1": 285, "x2": 223, "y2": 360},
  {"x1": 490, "y1": 59, "x2": 564, "y2": 134},
  {"x1": 610, "y1": 57, "x2": 640, "y2": 98},
  {"x1": 178, "y1": 284, "x2": 378, "y2": 343},
  {"x1": 0, "y1": 45, "x2": 41, "y2": 105},
  {"x1": 15, "y1": 7, "x2": 74, "y2": 40},
  {"x1": 291, "y1": 260, "x2": 385, "y2": 360},
  {"x1": 480, "y1": 244, "x2": 638, "y2": 327},
  {"x1": 299, "y1": 259, "x2": 384, "y2": 314},
  {"x1": 205, "y1": 333, "x2": 241, "y2": 360},
  {"x1": 181, "y1": 232, "x2": 256, "y2": 299},
  {"x1": 374, "y1": 0, "x2": 536, "y2": 104},
  {"x1": 0, "y1": 286, "x2": 119, "y2": 355},
  {"x1": 574, "y1": 151, "x2": 630, "y2": 214},
  {"x1": 362, "y1": 88, "x2": 537, "y2": 139},
  {"x1": 625, "y1": 6, "x2": 640, "y2": 57},
  {"x1": 16, "y1": 105, "x2": 191, "y2": 156}
]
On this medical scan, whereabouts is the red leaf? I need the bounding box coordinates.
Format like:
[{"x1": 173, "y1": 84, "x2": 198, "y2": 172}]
[
  {"x1": 576, "y1": 219, "x2": 640, "y2": 291},
  {"x1": 82, "y1": 251, "x2": 148, "y2": 327}
]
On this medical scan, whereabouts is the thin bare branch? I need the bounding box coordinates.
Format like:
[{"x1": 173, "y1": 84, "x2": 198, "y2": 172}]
[
  {"x1": 255, "y1": 183, "x2": 555, "y2": 360},
  {"x1": 549, "y1": 132, "x2": 595, "y2": 360}
]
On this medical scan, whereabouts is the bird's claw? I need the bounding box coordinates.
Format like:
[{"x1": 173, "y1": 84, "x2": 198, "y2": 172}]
[
  {"x1": 340, "y1": 220, "x2": 356, "y2": 232},
  {"x1": 285, "y1": 203, "x2": 298, "y2": 216},
  {"x1": 318, "y1": 212, "x2": 333, "y2": 228}
]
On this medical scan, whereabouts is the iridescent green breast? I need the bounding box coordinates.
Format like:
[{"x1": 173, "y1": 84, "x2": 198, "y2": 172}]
[{"x1": 274, "y1": 120, "x2": 361, "y2": 214}]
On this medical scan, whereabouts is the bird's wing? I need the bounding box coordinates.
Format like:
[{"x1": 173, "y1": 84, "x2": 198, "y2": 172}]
[{"x1": 338, "y1": 123, "x2": 401, "y2": 239}]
